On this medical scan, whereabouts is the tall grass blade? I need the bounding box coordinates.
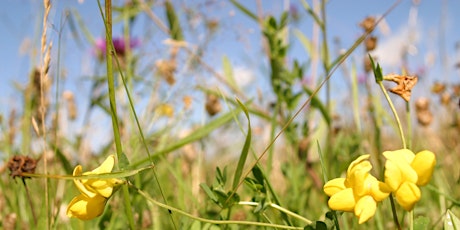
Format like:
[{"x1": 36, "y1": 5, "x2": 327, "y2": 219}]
[
  {"x1": 232, "y1": 99, "x2": 252, "y2": 190},
  {"x1": 165, "y1": 0, "x2": 184, "y2": 40},
  {"x1": 229, "y1": 0, "x2": 258, "y2": 21},
  {"x1": 445, "y1": 210, "x2": 460, "y2": 230}
]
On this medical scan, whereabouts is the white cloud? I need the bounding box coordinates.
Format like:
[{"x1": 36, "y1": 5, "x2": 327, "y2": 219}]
[
  {"x1": 233, "y1": 66, "x2": 254, "y2": 88},
  {"x1": 372, "y1": 25, "x2": 420, "y2": 70}
]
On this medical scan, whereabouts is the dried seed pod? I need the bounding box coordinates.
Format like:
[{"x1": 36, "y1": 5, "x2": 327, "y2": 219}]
[
  {"x1": 415, "y1": 98, "x2": 432, "y2": 126},
  {"x1": 359, "y1": 16, "x2": 376, "y2": 33},
  {"x1": 7, "y1": 155, "x2": 38, "y2": 179},
  {"x1": 63, "y1": 91, "x2": 77, "y2": 120},
  {"x1": 155, "y1": 59, "x2": 177, "y2": 85},
  {"x1": 365, "y1": 36, "x2": 378, "y2": 51},
  {"x1": 431, "y1": 82, "x2": 446, "y2": 94},
  {"x1": 385, "y1": 74, "x2": 418, "y2": 101},
  {"x1": 416, "y1": 110, "x2": 433, "y2": 126},
  {"x1": 452, "y1": 84, "x2": 460, "y2": 96},
  {"x1": 205, "y1": 94, "x2": 221, "y2": 116},
  {"x1": 183, "y1": 96, "x2": 192, "y2": 110},
  {"x1": 440, "y1": 92, "x2": 451, "y2": 105},
  {"x1": 415, "y1": 97, "x2": 429, "y2": 111}
]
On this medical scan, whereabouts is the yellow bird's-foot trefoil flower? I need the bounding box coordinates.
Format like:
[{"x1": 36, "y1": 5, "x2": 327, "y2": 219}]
[
  {"x1": 323, "y1": 155, "x2": 391, "y2": 224},
  {"x1": 383, "y1": 149, "x2": 436, "y2": 211},
  {"x1": 67, "y1": 155, "x2": 124, "y2": 220}
]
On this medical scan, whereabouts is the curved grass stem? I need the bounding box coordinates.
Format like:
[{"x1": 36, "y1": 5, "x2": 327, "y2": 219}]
[
  {"x1": 237, "y1": 201, "x2": 312, "y2": 224},
  {"x1": 378, "y1": 82, "x2": 406, "y2": 149},
  {"x1": 134, "y1": 185, "x2": 304, "y2": 229}
]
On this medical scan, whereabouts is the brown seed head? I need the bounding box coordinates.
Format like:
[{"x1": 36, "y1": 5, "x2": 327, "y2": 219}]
[
  {"x1": 7, "y1": 155, "x2": 38, "y2": 179},
  {"x1": 360, "y1": 16, "x2": 376, "y2": 33},
  {"x1": 385, "y1": 74, "x2": 418, "y2": 101},
  {"x1": 205, "y1": 94, "x2": 221, "y2": 116},
  {"x1": 365, "y1": 36, "x2": 378, "y2": 51},
  {"x1": 431, "y1": 82, "x2": 446, "y2": 94}
]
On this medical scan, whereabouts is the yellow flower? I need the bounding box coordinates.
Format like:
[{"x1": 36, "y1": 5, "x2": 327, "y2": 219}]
[
  {"x1": 67, "y1": 155, "x2": 124, "y2": 220},
  {"x1": 323, "y1": 155, "x2": 390, "y2": 224},
  {"x1": 383, "y1": 149, "x2": 436, "y2": 211}
]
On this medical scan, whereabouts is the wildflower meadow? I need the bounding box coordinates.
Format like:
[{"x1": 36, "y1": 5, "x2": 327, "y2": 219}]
[{"x1": 1, "y1": 0, "x2": 460, "y2": 229}]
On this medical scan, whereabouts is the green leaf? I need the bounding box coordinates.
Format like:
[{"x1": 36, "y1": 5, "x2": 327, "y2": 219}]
[
  {"x1": 300, "y1": 0, "x2": 323, "y2": 28},
  {"x1": 368, "y1": 54, "x2": 383, "y2": 82},
  {"x1": 413, "y1": 215, "x2": 430, "y2": 230},
  {"x1": 118, "y1": 152, "x2": 130, "y2": 170},
  {"x1": 232, "y1": 99, "x2": 252, "y2": 190},
  {"x1": 252, "y1": 165, "x2": 264, "y2": 186},
  {"x1": 216, "y1": 166, "x2": 227, "y2": 185},
  {"x1": 293, "y1": 29, "x2": 313, "y2": 56},
  {"x1": 445, "y1": 210, "x2": 460, "y2": 230},
  {"x1": 165, "y1": 0, "x2": 184, "y2": 40},
  {"x1": 200, "y1": 183, "x2": 218, "y2": 203},
  {"x1": 304, "y1": 221, "x2": 328, "y2": 230},
  {"x1": 222, "y1": 55, "x2": 239, "y2": 91},
  {"x1": 229, "y1": 0, "x2": 258, "y2": 21}
]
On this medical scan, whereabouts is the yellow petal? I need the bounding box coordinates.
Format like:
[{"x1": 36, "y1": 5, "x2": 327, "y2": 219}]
[
  {"x1": 87, "y1": 178, "x2": 123, "y2": 198},
  {"x1": 384, "y1": 153, "x2": 418, "y2": 191},
  {"x1": 349, "y1": 168, "x2": 370, "y2": 197},
  {"x1": 328, "y1": 188, "x2": 356, "y2": 212},
  {"x1": 383, "y1": 160, "x2": 403, "y2": 191},
  {"x1": 411, "y1": 150, "x2": 436, "y2": 186},
  {"x1": 383, "y1": 149, "x2": 415, "y2": 164},
  {"x1": 370, "y1": 180, "x2": 391, "y2": 202},
  {"x1": 354, "y1": 195, "x2": 377, "y2": 224},
  {"x1": 324, "y1": 178, "x2": 346, "y2": 196},
  {"x1": 394, "y1": 182, "x2": 421, "y2": 211},
  {"x1": 73, "y1": 165, "x2": 98, "y2": 198},
  {"x1": 66, "y1": 194, "x2": 107, "y2": 220},
  {"x1": 347, "y1": 155, "x2": 371, "y2": 177},
  {"x1": 90, "y1": 155, "x2": 115, "y2": 174}
]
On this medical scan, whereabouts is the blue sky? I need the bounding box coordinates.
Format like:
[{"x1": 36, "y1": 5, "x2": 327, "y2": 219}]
[{"x1": 1, "y1": 0, "x2": 459, "y2": 152}]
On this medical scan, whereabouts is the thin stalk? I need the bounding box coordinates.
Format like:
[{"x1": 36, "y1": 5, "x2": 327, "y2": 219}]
[
  {"x1": 238, "y1": 201, "x2": 312, "y2": 224},
  {"x1": 98, "y1": 1, "x2": 175, "y2": 228},
  {"x1": 378, "y1": 81, "x2": 405, "y2": 229},
  {"x1": 40, "y1": 0, "x2": 51, "y2": 228},
  {"x1": 134, "y1": 185, "x2": 303, "y2": 229},
  {"x1": 406, "y1": 102, "x2": 412, "y2": 149},
  {"x1": 22, "y1": 180, "x2": 37, "y2": 224},
  {"x1": 377, "y1": 82, "x2": 406, "y2": 149},
  {"x1": 100, "y1": 1, "x2": 135, "y2": 228},
  {"x1": 389, "y1": 195, "x2": 402, "y2": 230},
  {"x1": 410, "y1": 210, "x2": 414, "y2": 230}
]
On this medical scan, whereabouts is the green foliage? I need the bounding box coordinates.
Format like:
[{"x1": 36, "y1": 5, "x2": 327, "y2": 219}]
[
  {"x1": 232, "y1": 100, "x2": 251, "y2": 190},
  {"x1": 368, "y1": 54, "x2": 383, "y2": 83},
  {"x1": 165, "y1": 0, "x2": 184, "y2": 40},
  {"x1": 445, "y1": 210, "x2": 460, "y2": 230}
]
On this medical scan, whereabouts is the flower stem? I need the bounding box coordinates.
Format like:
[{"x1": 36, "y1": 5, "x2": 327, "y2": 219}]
[
  {"x1": 378, "y1": 81, "x2": 405, "y2": 229},
  {"x1": 378, "y1": 82, "x2": 406, "y2": 149},
  {"x1": 237, "y1": 201, "x2": 312, "y2": 224},
  {"x1": 389, "y1": 195, "x2": 402, "y2": 230},
  {"x1": 98, "y1": 0, "x2": 135, "y2": 228},
  {"x1": 134, "y1": 185, "x2": 303, "y2": 229}
]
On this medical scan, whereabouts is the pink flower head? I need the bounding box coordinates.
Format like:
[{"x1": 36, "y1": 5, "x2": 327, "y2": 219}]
[{"x1": 94, "y1": 36, "x2": 141, "y2": 59}]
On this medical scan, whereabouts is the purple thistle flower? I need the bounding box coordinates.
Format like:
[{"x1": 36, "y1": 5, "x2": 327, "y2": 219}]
[{"x1": 93, "y1": 36, "x2": 141, "y2": 59}]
